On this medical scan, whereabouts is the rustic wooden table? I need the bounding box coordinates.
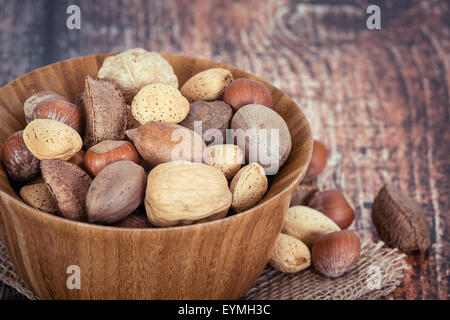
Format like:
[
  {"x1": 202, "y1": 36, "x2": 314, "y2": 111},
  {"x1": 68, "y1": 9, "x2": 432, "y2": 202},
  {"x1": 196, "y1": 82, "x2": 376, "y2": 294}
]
[{"x1": 0, "y1": 0, "x2": 448, "y2": 300}]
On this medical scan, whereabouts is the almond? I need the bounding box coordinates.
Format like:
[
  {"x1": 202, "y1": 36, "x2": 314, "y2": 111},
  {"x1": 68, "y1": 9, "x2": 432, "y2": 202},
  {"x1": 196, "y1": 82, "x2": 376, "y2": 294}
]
[
  {"x1": 180, "y1": 68, "x2": 234, "y2": 102},
  {"x1": 229, "y1": 163, "x2": 268, "y2": 213},
  {"x1": 131, "y1": 83, "x2": 189, "y2": 124},
  {"x1": 20, "y1": 182, "x2": 56, "y2": 214},
  {"x1": 23, "y1": 119, "x2": 82, "y2": 160},
  {"x1": 283, "y1": 206, "x2": 341, "y2": 247},
  {"x1": 207, "y1": 144, "x2": 243, "y2": 180},
  {"x1": 269, "y1": 233, "x2": 311, "y2": 273}
]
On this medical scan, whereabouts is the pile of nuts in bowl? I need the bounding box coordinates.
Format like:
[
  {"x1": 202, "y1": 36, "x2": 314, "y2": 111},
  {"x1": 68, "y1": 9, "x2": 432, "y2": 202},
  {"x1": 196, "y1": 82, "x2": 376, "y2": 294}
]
[{"x1": 1, "y1": 48, "x2": 292, "y2": 229}]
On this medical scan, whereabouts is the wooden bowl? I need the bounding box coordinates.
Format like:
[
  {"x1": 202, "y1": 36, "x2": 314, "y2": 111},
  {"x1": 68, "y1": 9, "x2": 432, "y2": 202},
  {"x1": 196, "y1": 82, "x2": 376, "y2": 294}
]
[{"x1": 0, "y1": 54, "x2": 312, "y2": 299}]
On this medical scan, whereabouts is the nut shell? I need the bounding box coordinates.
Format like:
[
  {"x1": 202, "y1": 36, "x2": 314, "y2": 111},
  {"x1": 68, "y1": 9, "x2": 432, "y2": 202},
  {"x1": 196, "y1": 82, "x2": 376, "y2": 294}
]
[
  {"x1": 23, "y1": 119, "x2": 83, "y2": 161},
  {"x1": 304, "y1": 140, "x2": 327, "y2": 181},
  {"x1": 372, "y1": 184, "x2": 430, "y2": 253},
  {"x1": 87, "y1": 161, "x2": 147, "y2": 224},
  {"x1": 68, "y1": 149, "x2": 85, "y2": 168},
  {"x1": 230, "y1": 163, "x2": 268, "y2": 213},
  {"x1": 98, "y1": 48, "x2": 178, "y2": 102},
  {"x1": 290, "y1": 185, "x2": 319, "y2": 206},
  {"x1": 145, "y1": 161, "x2": 232, "y2": 227},
  {"x1": 231, "y1": 104, "x2": 291, "y2": 175},
  {"x1": 312, "y1": 230, "x2": 361, "y2": 278},
  {"x1": 84, "y1": 140, "x2": 140, "y2": 177},
  {"x1": 1, "y1": 130, "x2": 40, "y2": 182},
  {"x1": 131, "y1": 83, "x2": 189, "y2": 124},
  {"x1": 179, "y1": 101, "x2": 233, "y2": 145},
  {"x1": 113, "y1": 211, "x2": 152, "y2": 229},
  {"x1": 307, "y1": 189, "x2": 355, "y2": 229},
  {"x1": 283, "y1": 206, "x2": 341, "y2": 246},
  {"x1": 180, "y1": 68, "x2": 234, "y2": 102},
  {"x1": 126, "y1": 122, "x2": 207, "y2": 168},
  {"x1": 20, "y1": 182, "x2": 56, "y2": 214},
  {"x1": 23, "y1": 91, "x2": 69, "y2": 123},
  {"x1": 224, "y1": 78, "x2": 273, "y2": 110},
  {"x1": 80, "y1": 76, "x2": 127, "y2": 148},
  {"x1": 269, "y1": 233, "x2": 311, "y2": 273},
  {"x1": 207, "y1": 144, "x2": 243, "y2": 180},
  {"x1": 41, "y1": 160, "x2": 92, "y2": 221},
  {"x1": 31, "y1": 98, "x2": 83, "y2": 134}
]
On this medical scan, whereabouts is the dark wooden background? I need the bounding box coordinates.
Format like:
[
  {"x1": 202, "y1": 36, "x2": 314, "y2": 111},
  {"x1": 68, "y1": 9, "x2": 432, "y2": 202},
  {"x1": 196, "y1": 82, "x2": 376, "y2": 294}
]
[{"x1": 0, "y1": 0, "x2": 448, "y2": 300}]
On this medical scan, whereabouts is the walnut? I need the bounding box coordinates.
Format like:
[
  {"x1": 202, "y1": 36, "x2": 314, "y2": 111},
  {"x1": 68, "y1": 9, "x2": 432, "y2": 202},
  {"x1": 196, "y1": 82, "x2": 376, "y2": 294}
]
[{"x1": 98, "y1": 48, "x2": 179, "y2": 103}]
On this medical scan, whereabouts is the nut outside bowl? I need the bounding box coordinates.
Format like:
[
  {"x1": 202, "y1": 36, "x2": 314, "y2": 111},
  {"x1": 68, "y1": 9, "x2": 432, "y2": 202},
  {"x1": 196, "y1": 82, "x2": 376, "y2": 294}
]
[{"x1": 0, "y1": 54, "x2": 312, "y2": 300}]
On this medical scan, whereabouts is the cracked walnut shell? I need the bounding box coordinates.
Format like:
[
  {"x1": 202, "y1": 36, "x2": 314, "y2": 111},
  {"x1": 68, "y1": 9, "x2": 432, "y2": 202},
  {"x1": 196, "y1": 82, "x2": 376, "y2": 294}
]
[{"x1": 98, "y1": 48, "x2": 178, "y2": 102}]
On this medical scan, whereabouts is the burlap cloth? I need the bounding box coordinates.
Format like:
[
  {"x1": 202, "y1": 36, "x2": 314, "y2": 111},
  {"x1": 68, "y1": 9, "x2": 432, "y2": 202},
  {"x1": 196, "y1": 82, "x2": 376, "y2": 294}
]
[{"x1": 0, "y1": 238, "x2": 408, "y2": 300}]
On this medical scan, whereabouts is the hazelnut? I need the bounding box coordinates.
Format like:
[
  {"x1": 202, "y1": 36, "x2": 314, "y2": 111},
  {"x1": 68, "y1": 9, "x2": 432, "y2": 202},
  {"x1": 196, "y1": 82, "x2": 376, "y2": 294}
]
[
  {"x1": 1, "y1": 130, "x2": 40, "y2": 182},
  {"x1": 68, "y1": 149, "x2": 85, "y2": 169},
  {"x1": 312, "y1": 230, "x2": 361, "y2": 278},
  {"x1": 223, "y1": 78, "x2": 273, "y2": 110},
  {"x1": 304, "y1": 140, "x2": 327, "y2": 181},
  {"x1": 31, "y1": 98, "x2": 83, "y2": 134},
  {"x1": 113, "y1": 210, "x2": 152, "y2": 229},
  {"x1": 23, "y1": 91, "x2": 69, "y2": 123},
  {"x1": 307, "y1": 189, "x2": 355, "y2": 229},
  {"x1": 84, "y1": 140, "x2": 140, "y2": 177}
]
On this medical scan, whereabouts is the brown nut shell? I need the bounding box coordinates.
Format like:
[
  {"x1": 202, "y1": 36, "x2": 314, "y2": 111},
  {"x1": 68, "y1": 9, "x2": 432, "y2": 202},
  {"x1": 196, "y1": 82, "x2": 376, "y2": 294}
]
[
  {"x1": 84, "y1": 140, "x2": 140, "y2": 177},
  {"x1": 307, "y1": 189, "x2": 355, "y2": 229},
  {"x1": 80, "y1": 76, "x2": 127, "y2": 148},
  {"x1": 312, "y1": 230, "x2": 361, "y2": 278},
  {"x1": 224, "y1": 78, "x2": 274, "y2": 110},
  {"x1": 31, "y1": 99, "x2": 83, "y2": 134},
  {"x1": 23, "y1": 91, "x2": 69, "y2": 123},
  {"x1": 145, "y1": 161, "x2": 232, "y2": 227},
  {"x1": 126, "y1": 122, "x2": 208, "y2": 168},
  {"x1": 231, "y1": 104, "x2": 291, "y2": 175},
  {"x1": 179, "y1": 101, "x2": 233, "y2": 145},
  {"x1": 68, "y1": 149, "x2": 85, "y2": 169},
  {"x1": 269, "y1": 233, "x2": 311, "y2": 273},
  {"x1": 230, "y1": 163, "x2": 268, "y2": 213},
  {"x1": 86, "y1": 160, "x2": 147, "y2": 224},
  {"x1": 290, "y1": 185, "x2": 319, "y2": 206},
  {"x1": 113, "y1": 211, "x2": 152, "y2": 229},
  {"x1": 372, "y1": 184, "x2": 430, "y2": 253},
  {"x1": 41, "y1": 160, "x2": 92, "y2": 221},
  {"x1": 20, "y1": 182, "x2": 56, "y2": 213},
  {"x1": 180, "y1": 68, "x2": 234, "y2": 102},
  {"x1": 23, "y1": 119, "x2": 83, "y2": 161},
  {"x1": 1, "y1": 130, "x2": 40, "y2": 182},
  {"x1": 304, "y1": 140, "x2": 327, "y2": 181}
]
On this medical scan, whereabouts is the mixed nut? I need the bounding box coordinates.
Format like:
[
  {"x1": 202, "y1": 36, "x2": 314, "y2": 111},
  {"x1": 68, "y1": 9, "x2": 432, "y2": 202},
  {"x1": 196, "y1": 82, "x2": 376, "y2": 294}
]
[
  {"x1": 270, "y1": 138, "x2": 430, "y2": 278},
  {"x1": 1, "y1": 48, "x2": 289, "y2": 229}
]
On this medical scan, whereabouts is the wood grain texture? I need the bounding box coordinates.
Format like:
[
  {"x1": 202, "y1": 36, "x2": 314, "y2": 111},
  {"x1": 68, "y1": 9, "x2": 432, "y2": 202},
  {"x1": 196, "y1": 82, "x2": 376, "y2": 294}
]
[
  {"x1": 0, "y1": 54, "x2": 312, "y2": 299},
  {"x1": 0, "y1": 0, "x2": 448, "y2": 300}
]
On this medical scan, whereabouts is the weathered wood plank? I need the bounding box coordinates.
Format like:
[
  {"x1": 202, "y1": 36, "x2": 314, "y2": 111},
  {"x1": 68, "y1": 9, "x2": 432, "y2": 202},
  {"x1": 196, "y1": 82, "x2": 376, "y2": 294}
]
[{"x1": 0, "y1": 0, "x2": 448, "y2": 300}]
